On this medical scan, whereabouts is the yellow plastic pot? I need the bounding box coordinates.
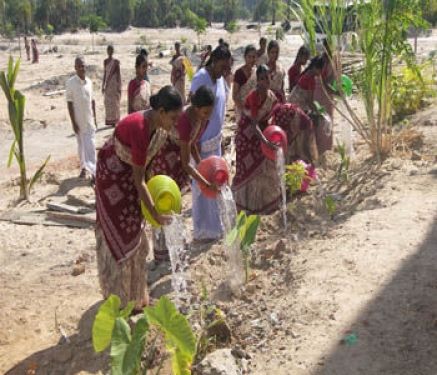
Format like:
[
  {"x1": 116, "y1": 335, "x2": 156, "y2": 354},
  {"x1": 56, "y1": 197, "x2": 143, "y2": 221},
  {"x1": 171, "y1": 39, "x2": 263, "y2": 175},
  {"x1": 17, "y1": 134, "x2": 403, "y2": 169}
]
[{"x1": 141, "y1": 175, "x2": 182, "y2": 228}]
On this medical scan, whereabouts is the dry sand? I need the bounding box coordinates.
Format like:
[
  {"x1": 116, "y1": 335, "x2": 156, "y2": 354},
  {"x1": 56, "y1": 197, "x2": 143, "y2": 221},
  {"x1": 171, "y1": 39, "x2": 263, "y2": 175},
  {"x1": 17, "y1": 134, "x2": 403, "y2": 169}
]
[{"x1": 0, "y1": 24, "x2": 436, "y2": 375}]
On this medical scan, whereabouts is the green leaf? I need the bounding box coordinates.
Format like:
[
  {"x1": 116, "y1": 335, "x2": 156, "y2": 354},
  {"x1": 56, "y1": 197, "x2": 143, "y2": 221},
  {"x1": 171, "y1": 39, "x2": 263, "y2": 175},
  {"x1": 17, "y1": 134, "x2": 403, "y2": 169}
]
[
  {"x1": 29, "y1": 155, "x2": 50, "y2": 192},
  {"x1": 10, "y1": 58, "x2": 20, "y2": 89},
  {"x1": 119, "y1": 301, "x2": 135, "y2": 319},
  {"x1": 121, "y1": 316, "x2": 149, "y2": 375},
  {"x1": 241, "y1": 215, "x2": 260, "y2": 250},
  {"x1": 171, "y1": 348, "x2": 192, "y2": 375},
  {"x1": 92, "y1": 295, "x2": 121, "y2": 352},
  {"x1": 145, "y1": 296, "x2": 196, "y2": 373},
  {"x1": 111, "y1": 317, "x2": 132, "y2": 375},
  {"x1": 7, "y1": 140, "x2": 16, "y2": 167}
]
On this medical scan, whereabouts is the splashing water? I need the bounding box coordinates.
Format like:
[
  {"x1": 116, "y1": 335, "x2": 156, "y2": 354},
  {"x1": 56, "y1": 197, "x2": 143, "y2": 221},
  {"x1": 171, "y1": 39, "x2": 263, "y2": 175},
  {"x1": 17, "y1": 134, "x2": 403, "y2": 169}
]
[
  {"x1": 163, "y1": 215, "x2": 190, "y2": 307},
  {"x1": 218, "y1": 185, "x2": 244, "y2": 292},
  {"x1": 276, "y1": 147, "x2": 287, "y2": 230}
]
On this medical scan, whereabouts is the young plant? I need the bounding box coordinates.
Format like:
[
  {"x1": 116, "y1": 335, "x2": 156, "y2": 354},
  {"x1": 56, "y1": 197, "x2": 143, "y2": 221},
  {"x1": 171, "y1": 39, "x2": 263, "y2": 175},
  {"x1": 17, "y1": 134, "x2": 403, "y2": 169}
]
[
  {"x1": 0, "y1": 57, "x2": 50, "y2": 200},
  {"x1": 324, "y1": 196, "x2": 337, "y2": 219},
  {"x1": 336, "y1": 142, "x2": 350, "y2": 182},
  {"x1": 92, "y1": 295, "x2": 196, "y2": 375},
  {"x1": 226, "y1": 211, "x2": 260, "y2": 283},
  {"x1": 284, "y1": 162, "x2": 307, "y2": 195}
]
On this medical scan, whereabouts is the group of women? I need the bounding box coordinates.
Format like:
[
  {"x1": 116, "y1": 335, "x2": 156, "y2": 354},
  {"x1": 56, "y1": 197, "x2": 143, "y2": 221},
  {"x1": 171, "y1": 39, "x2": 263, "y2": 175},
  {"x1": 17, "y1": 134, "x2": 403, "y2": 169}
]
[{"x1": 95, "y1": 39, "x2": 337, "y2": 310}]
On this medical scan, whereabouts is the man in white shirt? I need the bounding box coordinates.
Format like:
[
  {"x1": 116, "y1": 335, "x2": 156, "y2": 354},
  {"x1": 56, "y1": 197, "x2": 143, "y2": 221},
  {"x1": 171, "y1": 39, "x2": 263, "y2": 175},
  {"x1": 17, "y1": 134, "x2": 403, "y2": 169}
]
[{"x1": 66, "y1": 56, "x2": 97, "y2": 179}]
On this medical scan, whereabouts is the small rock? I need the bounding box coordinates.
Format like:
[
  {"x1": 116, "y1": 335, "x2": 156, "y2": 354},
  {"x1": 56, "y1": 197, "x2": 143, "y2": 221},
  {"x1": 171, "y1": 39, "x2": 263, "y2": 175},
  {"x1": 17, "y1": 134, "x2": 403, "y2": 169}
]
[
  {"x1": 231, "y1": 346, "x2": 251, "y2": 359},
  {"x1": 391, "y1": 159, "x2": 402, "y2": 170},
  {"x1": 195, "y1": 349, "x2": 241, "y2": 375},
  {"x1": 269, "y1": 312, "x2": 280, "y2": 326},
  {"x1": 71, "y1": 263, "x2": 85, "y2": 276},
  {"x1": 50, "y1": 105, "x2": 56, "y2": 110},
  {"x1": 408, "y1": 166, "x2": 419, "y2": 176}
]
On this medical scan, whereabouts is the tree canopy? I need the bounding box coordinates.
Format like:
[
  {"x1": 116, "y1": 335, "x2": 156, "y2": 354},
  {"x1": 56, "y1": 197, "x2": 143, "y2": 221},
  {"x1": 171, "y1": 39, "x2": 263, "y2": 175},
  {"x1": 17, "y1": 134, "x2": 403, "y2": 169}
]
[{"x1": 0, "y1": 0, "x2": 268, "y2": 35}]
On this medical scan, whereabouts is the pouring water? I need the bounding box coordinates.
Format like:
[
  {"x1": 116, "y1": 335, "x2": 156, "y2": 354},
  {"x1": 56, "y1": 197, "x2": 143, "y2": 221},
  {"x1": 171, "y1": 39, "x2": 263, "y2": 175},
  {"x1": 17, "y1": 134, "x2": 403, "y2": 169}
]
[
  {"x1": 218, "y1": 185, "x2": 244, "y2": 292},
  {"x1": 163, "y1": 215, "x2": 190, "y2": 307},
  {"x1": 275, "y1": 147, "x2": 287, "y2": 230}
]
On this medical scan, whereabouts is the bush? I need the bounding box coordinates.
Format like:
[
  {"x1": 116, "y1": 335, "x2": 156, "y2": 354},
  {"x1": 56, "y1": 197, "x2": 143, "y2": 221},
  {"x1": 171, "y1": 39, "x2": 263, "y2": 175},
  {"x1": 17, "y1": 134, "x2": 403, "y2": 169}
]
[{"x1": 392, "y1": 64, "x2": 435, "y2": 118}]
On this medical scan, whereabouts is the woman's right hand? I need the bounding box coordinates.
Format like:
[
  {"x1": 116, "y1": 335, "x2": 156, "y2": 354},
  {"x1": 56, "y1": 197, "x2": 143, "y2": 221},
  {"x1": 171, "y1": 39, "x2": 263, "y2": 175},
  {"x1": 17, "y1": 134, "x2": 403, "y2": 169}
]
[
  {"x1": 153, "y1": 213, "x2": 173, "y2": 226},
  {"x1": 207, "y1": 181, "x2": 221, "y2": 192}
]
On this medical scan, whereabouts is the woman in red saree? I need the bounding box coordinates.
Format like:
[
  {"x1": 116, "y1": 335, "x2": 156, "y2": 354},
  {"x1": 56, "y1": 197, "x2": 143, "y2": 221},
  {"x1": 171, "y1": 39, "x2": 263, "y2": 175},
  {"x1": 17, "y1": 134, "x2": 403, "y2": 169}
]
[
  {"x1": 267, "y1": 40, "x2": 286, "y2": 103},
  {"x1": 232, "y1": 45, "x2": 257, "y2": 122},
  {"x1": 288, "y1": 45, "x2": 310, "y2": 93},
  {"x1": 128, "y1": 55, "x2": 151, "y2": 114},
  {"x1": 149, "y1": 86, "x2": 216, "y2": 262},
  {"x1": 102, "y1": 45, "x2": 121, "y2": 126},
  {"x1": 95, "y1": 86, "x2": 182, "y2": 309},
  {"x1": 232, "y1": 65, "x2": 281, "y2": 214},
  {"x1": 314, "y1": 40, "x2": 338, "y2": 155}
]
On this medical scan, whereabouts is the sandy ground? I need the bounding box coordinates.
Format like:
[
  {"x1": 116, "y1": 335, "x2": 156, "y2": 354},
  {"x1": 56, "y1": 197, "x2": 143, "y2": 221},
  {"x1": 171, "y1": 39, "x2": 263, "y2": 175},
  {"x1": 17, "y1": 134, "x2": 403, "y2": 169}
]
[{"x1": 0, "y1": 24, "x2": 436, "y2": 374}]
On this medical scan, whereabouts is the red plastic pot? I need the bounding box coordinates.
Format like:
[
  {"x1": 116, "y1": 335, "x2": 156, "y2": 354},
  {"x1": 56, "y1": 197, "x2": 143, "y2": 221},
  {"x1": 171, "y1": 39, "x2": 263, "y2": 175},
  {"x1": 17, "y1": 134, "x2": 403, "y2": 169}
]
[
  {"x1": 261, "y1": 125, "x2": 288, "y2": 161},
  {"x1": 197, "y1": 156, "x2": 229, "y2": 198}
]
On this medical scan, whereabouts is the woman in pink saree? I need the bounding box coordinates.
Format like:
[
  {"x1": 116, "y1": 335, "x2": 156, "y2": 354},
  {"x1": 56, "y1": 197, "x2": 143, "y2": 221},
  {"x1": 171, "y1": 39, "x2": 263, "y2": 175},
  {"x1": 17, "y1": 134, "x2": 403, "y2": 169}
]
[
  {"x1": 102, "y1": 45, "x2": 121, "y2": 126},
  {"x1": 128, "y1": 55, "x2": 151, "y2": 114},
  {"x1": 170, "y1": 42, "x2": 187, "y2": 104}
]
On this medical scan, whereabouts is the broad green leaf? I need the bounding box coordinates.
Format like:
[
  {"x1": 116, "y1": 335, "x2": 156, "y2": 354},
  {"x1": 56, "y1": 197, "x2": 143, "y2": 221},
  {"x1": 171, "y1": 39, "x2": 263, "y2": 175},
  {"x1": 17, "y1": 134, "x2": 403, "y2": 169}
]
[
  {"x1": 121, "y1": 316, "x2": 149, "y2": 375},
  {"x1": 119, "y1": 301, "x2": 135, "y2": 319},
  {"x1": 171, "y1": 347, "x2": 192, "y2": 375},
  {"x1": 92, "y1": 295, "x2": 121, "y2": 352},
  {"x1": 7, "y1": 56, "x2": 13, "y2": 84},
  {"x1": 7, "y1": 140, "x2": 16, "y2": 167},
  {"x1": 241, "y1": 215, "x2": 260, "y2": 250},
  {"x1": 111, "y1": 317, "x2": 132, "y2": 375},
  {"x1": 29, "y1": 155, "x2": 50, "y2": 191},
  {"x1": 10, "y1": 58, "x2": 20, "y2": 89},
  {"x1": 145, "y1": 296, "x2": 196, "y2": 356}
]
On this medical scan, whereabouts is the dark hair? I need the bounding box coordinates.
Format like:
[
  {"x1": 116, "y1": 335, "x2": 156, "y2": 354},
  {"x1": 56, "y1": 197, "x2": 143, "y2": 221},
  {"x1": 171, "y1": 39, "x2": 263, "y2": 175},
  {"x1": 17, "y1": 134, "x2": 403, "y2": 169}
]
[
  {"x1": 260, "y1": 37, "x2": 267, "y2": 44},
  {"x1": 267, "y1": 40, "x2": 280, "y2": 53},
  {"x1": 150, "y1": 85, "x2": 183, "y2": 112},
  {"x1": 205, "y1": 45, "x2": 232, "y2": 67},
  {"x1": 107, "y1": 45, "x2": 114, "y2": 52},
  {"x1": 206, "y1": 45, "x2": 212, "y2": 51},
  {"x1": 191, "y1": 85, "x2": 215, "y2": 108},
  {"x1": 322, "y1": 39, "x2": 332, "y2": 56},
  {"x1": 244, "y1": 44, "x2": 257, "y2": 57},
  {"x1": 218, "y1": 38, "x2": 224, "y2": 45},
  {"x1": 140, "y1": 48, "x2": 149, "y2": 57},
  {"x1": 256, "y1": 64, "x2": 270, "y2": 79},
  {"x1": 296, "y1": 45, "x2": 310, "y2": 61},
  {"x1": 175, "y1": 41, "x2": 181, "y2": 48},
  {"x1": 302, "y1": 56, "x2": 324, "y2": 75},
  {"x1": 135, "y1": 54, "x2": 146, "y2": 68}
]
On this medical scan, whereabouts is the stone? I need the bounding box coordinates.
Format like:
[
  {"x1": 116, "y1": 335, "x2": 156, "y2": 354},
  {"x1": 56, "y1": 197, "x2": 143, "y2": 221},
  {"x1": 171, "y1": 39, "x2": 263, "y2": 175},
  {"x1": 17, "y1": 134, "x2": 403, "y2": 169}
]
[
  {"x1": 71, "y1": 263, "x2": 85, "y2": 276},
  {"x1": 408, "y1": 166, "x2": 419, "y2": 176},
  {"x1": 195, "y1": 349, "x2": 241, "y2": 375},
  {"x1": 53, "y1": 345, "x2": 73, "y2": 363}
]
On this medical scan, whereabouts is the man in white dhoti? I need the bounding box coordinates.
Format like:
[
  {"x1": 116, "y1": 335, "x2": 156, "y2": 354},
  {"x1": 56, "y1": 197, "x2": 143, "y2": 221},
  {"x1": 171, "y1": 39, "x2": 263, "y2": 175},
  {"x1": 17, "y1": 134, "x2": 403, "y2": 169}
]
[{"x1": 66, "y1": 56, "x2": 97, "y2": 179}]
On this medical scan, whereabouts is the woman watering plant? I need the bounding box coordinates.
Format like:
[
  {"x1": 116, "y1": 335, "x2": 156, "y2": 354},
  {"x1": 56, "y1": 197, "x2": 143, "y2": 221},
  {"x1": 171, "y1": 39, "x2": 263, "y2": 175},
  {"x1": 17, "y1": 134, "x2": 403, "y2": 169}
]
[
  {"x1": 95, "y1": 86, "x2": 182, "y2": 310},
  {"x1": 149, "y1": 86, "x2": 217, "y2": 262}
]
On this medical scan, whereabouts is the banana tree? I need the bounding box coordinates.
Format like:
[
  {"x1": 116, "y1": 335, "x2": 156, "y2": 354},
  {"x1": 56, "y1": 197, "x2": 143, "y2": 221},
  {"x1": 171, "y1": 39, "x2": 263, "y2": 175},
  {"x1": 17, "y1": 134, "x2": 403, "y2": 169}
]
[{"x1": 0, "y1": 57, "x2": 50, "y2": 200}]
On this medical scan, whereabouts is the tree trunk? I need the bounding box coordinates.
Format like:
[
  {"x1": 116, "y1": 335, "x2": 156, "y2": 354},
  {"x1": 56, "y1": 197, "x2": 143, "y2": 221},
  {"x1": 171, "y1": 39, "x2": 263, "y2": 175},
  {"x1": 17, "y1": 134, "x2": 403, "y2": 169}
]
[{"x1": 272, "y1": 0, "x2": 276, "y2": 25}]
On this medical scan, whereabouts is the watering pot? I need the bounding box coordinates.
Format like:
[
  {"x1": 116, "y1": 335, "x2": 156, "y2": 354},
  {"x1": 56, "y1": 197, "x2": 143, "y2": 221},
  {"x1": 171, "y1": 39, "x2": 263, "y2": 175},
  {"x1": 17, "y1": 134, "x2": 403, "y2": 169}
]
[
  {"x1": 197, "y1": 156, "x2": 229, "y2": 199},
  {"x1": 141, "y1": 175, "x2": 182, "y2": 228},
  {"x1": 332, "y1": 74, "x2": 353, "y2": 97},
  {"x1": 261, "y1": 125, "x2": 288, "y2": 161}
]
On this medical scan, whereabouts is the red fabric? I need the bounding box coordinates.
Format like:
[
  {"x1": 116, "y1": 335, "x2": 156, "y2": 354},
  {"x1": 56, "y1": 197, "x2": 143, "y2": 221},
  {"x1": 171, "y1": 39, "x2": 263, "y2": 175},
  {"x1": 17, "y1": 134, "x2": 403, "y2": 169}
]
[
  {"x1": 288, "y1": 64, "x2": 301, "y2": 90},
  {"x1": 234, "y1": 67, "x2": 249, "y2": 86},
  {"x1": 272, "y1": 103, "x2": 313, "y2": 134},
  {"x1": 244, "y1": 90, "x2": 262, "y2": 118},
  {"x1": 115, "y1": 112, "x2": 150, "y2": 166},
  {"x1": 150, "y1": 111, "x2": 207, "y2": 189},
  {"x1": 297, "y1": 73, "x2": 316, "y2": 91},
  {"x1": 95, "y1": 138, "x2": 144, "y2": 263},
  {"x1": 177, "y1": 112, "x2": 206, "y2": 143}
]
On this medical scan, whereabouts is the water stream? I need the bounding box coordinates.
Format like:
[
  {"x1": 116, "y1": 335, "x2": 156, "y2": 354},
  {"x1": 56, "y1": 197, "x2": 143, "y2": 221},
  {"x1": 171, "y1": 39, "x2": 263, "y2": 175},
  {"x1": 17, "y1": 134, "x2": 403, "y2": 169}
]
[
  {"x1": 163, "y1": 215, "x2": 190, "y2": 307},
  {"x1": 276, "y1": 147, "x2": 287, "y2": 230},
  {"x1": 218, "y1": 185, "x2": 245, "y2": 292}
]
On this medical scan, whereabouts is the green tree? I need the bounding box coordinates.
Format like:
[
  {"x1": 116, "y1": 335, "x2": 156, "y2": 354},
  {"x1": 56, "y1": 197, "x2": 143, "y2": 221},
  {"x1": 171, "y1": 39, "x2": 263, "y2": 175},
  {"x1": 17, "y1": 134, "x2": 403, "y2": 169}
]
[{"x1": 107, "y1": 0, "x2": 134, "y2": 31}]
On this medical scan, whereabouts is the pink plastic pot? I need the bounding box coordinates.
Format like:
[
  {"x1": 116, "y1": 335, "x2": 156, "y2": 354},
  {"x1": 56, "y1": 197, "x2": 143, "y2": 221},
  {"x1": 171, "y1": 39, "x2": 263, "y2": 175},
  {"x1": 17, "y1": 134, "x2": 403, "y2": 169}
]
[
  {"x1": 197, "y1": 156, "x2": 229, "y2": 198},
  {"x1": 261, "y1": 125, "x2": 288, "y2": 161}
]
